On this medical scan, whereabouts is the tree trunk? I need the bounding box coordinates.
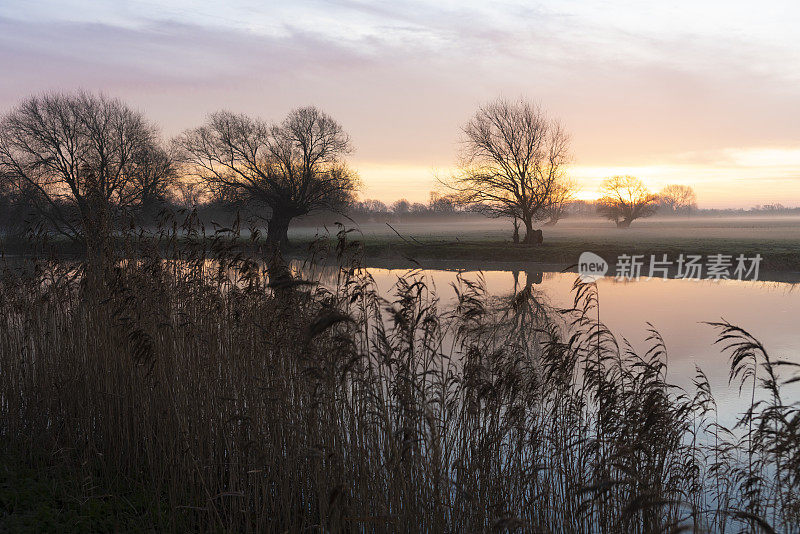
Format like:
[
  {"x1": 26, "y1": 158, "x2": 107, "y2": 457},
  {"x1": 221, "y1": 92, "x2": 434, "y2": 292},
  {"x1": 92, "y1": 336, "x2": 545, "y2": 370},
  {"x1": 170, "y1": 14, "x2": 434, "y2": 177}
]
[
  {"x1": 265, "y1": 207, "x2": 295, "y2": 293},
  {"x1": 522, "y1": 217, "x2": 543, "y2": 245},
  {"x1": 522, "y1": 216, "x2": 534, "y2": 244},
  {"x1": 81, "y1": 193, "x2": 114, "y2": 298},
  {"x1": 616, "y1": 219, "x2": 632, "y2": 228},
  {"x1": 266, "y1": 208, "x2": 292, "y2": 249}
]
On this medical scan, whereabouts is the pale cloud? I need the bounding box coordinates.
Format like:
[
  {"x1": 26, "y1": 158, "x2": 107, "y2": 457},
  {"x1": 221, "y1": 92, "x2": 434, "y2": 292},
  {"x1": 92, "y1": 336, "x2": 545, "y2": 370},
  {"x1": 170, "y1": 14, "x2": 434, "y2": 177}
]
[{"x1": 724, "y1": 148, "x2": 800, "y2": 169}]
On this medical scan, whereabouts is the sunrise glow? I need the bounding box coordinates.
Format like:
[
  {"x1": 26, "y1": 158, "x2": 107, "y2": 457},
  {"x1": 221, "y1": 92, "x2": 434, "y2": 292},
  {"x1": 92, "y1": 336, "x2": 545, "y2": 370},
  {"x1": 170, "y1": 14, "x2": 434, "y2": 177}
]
[{"x1": 1, "y1": 0, "x2": 798, "y2": 207}]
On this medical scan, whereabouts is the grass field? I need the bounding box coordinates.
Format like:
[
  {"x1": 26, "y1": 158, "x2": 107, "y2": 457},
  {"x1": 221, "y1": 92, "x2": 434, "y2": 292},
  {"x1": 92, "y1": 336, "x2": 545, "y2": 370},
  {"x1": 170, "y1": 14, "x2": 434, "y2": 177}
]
[{"x1": 288, "y1": 215, "x2": 800, "y2": 277}]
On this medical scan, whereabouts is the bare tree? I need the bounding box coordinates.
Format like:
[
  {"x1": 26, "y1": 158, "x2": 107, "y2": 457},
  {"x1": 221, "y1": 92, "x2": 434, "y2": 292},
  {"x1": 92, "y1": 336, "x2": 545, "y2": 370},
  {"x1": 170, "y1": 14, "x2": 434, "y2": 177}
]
[
  {"x1": 0, "y1": 91, "x2": 160, "y2": 253},
  {"x1": 351, "y1": 199, "x2": 388, "y2": 216},
  {"x1": 537, "y1": 179, "x2": 576, "y2": 226},
  {"x1": 596, "y1": 175, "x2": 659, "y2": 228},
  {"x1": 130, "y1": 144, "x2": 176, "y2": 214},
  {"x1": 446, "y1": 98, "x2": 572, "y2": 244},
  {"x1": 428, "y1": 191, "x2": 456, "y2": 213},
  {"x1": 173, "y1": 180, "x2": 204, "y2": 209},
  {"x1": 0, "y1": 170, "x2": 13, "y2": 234},
  {"x1": 659, "y1": 184, "x2": 697, "y2": 214},
  {"x1": 362, "y1": 199, "x2": 388, "y2": 213},
  {"x1": 176, "y1": 106, "x2": 358, "y2": 248},
  {"x1": 391, "y1": 199, "x2": 411, "y2": 215},
  {"x1": 410, "y1": 202, "x2": 427, "y2": 214}
]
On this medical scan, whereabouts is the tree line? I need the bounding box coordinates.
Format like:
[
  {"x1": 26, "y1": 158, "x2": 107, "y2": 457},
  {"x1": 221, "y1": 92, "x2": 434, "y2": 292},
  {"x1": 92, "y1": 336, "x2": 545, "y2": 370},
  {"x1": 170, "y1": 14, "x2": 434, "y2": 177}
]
[
  {"x1": 351, "y1": 186, "x2": 697, "y2": 223},
  {"x1": 0, "y1": 92, "x2": 357, "y2": 254},
  {"x1": 0, "y1": 92, "x2": 708, "y2": 255}
]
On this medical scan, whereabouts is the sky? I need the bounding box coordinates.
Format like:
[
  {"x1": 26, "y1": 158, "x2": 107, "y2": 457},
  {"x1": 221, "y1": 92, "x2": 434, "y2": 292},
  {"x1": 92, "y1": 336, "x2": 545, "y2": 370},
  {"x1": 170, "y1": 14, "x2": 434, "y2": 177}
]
[{"x1": 1, "y1": 0, "x2": 798, "y2": 208}]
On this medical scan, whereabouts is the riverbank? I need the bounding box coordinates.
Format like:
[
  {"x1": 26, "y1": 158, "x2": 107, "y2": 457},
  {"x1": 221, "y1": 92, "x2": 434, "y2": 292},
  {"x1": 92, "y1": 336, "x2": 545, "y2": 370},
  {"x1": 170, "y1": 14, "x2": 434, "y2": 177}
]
[
  {"x1": 3, "y1": 215, "x2": 800, "y2": 281},
  {"x1": 3, "y1": 234, "x2": 800, "y2": 282},
  {"x1": 286, "y1": 234, "x2": 800, "y2": 282}
]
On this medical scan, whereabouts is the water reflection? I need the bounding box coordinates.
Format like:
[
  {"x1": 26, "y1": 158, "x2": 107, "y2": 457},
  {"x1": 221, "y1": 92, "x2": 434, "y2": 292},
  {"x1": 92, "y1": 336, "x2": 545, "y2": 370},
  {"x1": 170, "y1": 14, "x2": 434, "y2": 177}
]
[
  {"x1": 35, "y1": 254, "x2": 795, "y2": 427},
  {"x1": 511, "y1": 269, "x2": 543, "y2": 292},
  {"x1": 345, "y1": 267, "x2": 800, "y2": 427}
]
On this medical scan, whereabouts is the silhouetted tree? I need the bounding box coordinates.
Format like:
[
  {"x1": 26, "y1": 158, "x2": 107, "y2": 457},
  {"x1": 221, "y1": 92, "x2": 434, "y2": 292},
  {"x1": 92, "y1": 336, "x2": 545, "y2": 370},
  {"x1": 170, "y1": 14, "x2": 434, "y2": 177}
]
[
  {"x1": 659, "y1": 184, "x2": 697, "y2": 214},
  {"x1": 428, "y1": 191, "x2": 456, "y2": 213},
  {"x1": 361, "y1": 199, "x2": 388, "y2": 213},
  {"x1": 176, "y1": 107, "x2": 358, "y2": 248},
  {"x1": 173, "y1": 180, "x2": 203, "y2": 209},
  {"x1": 0, "y1": 91, "x2": 161, "y2": 254},
  {"x1": 131, "y1": 144, "x2": 176, "y2": 214},
  {"x1": 752, "y1": 203, "x2": 787, "y2": 212},
  {"x1": 596, "y1": 175, "x2": 658, "y2": 228},
  {"x1": 567, "y1": 199, "x2": 597, "y2": 217},
  {"x1": 538, "y1": 179, "x2": 576, "y2": 226},
  {"x1": 446, "y1": 98, "x2": 572, "y2": 243},
  {"x1": 391, "y1": 199, "x2": 411, "y2": 215}
]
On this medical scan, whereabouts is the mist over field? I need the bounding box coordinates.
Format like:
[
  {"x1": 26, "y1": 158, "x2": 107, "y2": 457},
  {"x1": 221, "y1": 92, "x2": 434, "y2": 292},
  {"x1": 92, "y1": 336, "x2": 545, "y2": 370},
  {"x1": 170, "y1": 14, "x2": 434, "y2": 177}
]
[{"x1": 292, "y1": 214, "x2": 800, "y2": 243}]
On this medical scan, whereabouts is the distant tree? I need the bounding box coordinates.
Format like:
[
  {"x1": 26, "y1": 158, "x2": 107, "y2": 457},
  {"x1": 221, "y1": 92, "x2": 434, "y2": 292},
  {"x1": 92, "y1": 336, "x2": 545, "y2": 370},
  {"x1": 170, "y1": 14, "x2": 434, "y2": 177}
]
[
  {"x1": 445, "y1": 98, "x2": 572, "y2": 243},
  {"x1": 410, "y1": 202, "x2": 428, "y2": 214},
  {"x1": 596, "y1": 175, "x2": 659, "y2": 228},
  {"x1": 173, "y1": 180, "x2": 204, "y2": 209},
  {"x1": 0, "y1": 91, "x2": 161, "y2": 254},
  {"x1": 391, "y1": 199, "x2": 411, "y2": 215},
  {"x1": 207, "y1": 184, "x2": 244, "y2": 207},
  {"x1": 357, "y1": 199, "x2": 388, "y2": 214},
  {"x1": 176, "y1": 106, "x2": 358, "y2": 249},
  {"x1": 563, "y1": 199, "x2": 596, "y2": 217},
  {"x1": 537, "y1": 179, "x2": 576, "y2": 226},
  {"x1": 428, "y1": 191, "x2": 456, "y2": 213},
  {"x1": 753, "y1": 203, "x2": 786, "y2": 212},
  {"x1": 348, "y1": 199, "x2": 390, "y2": 221},
  {"x1": 131, "y1": 144, "x2": 177, "y2": 214},
  {"x1": 365, "y1": 199, "x2": 388, "y2": 213},
  {"x1": 659, "y1": 184, "x2": 697, "y2": 214}
]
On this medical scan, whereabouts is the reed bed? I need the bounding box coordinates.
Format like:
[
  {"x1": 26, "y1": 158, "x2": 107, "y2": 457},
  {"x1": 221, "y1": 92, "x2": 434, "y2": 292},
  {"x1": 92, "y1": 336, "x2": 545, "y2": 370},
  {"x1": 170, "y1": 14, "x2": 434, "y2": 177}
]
[{"x1": 0, "y1": 216, "x2": 798, "y2": 532}]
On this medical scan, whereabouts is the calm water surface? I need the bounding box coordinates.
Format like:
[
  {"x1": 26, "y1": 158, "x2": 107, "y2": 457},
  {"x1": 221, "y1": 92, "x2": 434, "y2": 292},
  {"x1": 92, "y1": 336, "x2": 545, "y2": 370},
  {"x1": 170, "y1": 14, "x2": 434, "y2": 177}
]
[{"x1": 359, "y1": 267, "x2": 800, "y2": 427}]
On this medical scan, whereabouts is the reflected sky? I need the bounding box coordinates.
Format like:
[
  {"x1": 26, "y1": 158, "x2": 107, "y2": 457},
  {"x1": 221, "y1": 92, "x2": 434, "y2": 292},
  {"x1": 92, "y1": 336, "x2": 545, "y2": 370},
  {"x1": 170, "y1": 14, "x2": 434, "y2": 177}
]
[{"x1": 359, "y1": 267, "x2": 800, "y2": 426}]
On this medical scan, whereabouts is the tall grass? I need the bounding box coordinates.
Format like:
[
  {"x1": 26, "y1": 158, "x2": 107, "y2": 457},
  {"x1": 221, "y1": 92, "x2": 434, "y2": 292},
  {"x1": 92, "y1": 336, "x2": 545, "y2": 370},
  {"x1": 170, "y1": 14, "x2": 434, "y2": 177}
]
[{"x1": 0, "y1": 214, "x2": 798, "y2": 532}]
